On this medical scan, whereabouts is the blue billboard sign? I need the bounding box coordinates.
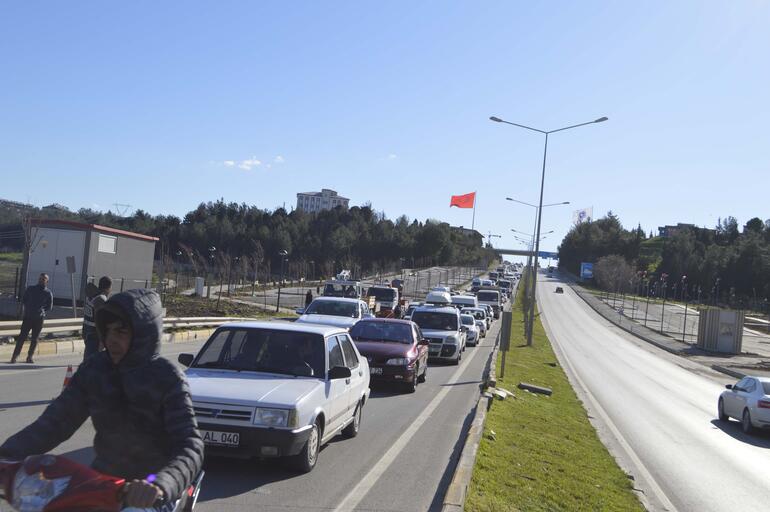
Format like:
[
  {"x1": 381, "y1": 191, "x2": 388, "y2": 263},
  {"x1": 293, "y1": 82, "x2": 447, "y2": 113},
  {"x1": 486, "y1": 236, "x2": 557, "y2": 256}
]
[
  {"x1": 538, "y1": 251, "x2": 558, "y2": 259},
  {"x1": 580, "y1": 262, "x2": 594, "y2": 279}
]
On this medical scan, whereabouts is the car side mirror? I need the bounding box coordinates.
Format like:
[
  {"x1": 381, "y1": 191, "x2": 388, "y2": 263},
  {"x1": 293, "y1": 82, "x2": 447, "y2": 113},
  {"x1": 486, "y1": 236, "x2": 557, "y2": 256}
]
[
  {"x1": 419, "y1": 338, "x2": 430, "y2": 346},
  {"x1": 725, "y1": 384, "x2": 733, "y2": 390},
  {"x1": 461, "y1": 325, "x2": 468, "y2": 332},
  {"x1": 295, "y1": 308, "x2": 305, "y2": 315},
  {"x1": 178, "y1": 353, "x2": 194, "y2": 368},
  {"x1": 329, "y1": 366, "x2": 352, "y2": 380}
]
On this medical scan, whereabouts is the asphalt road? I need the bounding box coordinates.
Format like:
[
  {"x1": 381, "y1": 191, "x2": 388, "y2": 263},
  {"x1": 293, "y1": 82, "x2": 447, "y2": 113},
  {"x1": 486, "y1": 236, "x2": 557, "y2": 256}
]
[
  {"x1": 0, "y1": 293, "x2": 499, "y2": 511},
  {"x1": 538, "y1": 272, "x2": 770, "y2": 512}
]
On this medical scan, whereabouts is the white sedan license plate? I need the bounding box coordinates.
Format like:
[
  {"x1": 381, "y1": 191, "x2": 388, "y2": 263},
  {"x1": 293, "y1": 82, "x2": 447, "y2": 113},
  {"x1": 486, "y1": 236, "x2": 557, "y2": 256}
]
[
  {"x1": 202, "y1": 430, "x2": 240, "y2": 446},
  {"x1": 370, "y1": 367, "x2": 383, "y2": 375}
]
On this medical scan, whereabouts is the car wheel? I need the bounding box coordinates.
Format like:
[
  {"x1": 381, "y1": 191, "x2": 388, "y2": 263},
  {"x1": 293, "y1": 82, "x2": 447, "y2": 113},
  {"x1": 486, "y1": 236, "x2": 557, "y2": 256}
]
[
  {"x1": 343, "y1": 400, "x2": 363, "y2": 438},
  {"x1": 418, "y1": 365, "x2": 427, "y2": 383},
  {"x1": 742, "y1": 409, "x2": 755, "y2": 434},
  {"x1": 717, "y1": 398, "x2": 728, "y2": 422},
  {"x1": 405, "y1": 367, "x2": 418, "y2": 393},
  {"x1": 453, "y1": 352, "x2": 461, "y2": 366},
  {"x1": 290, "y1": 421, "x2": 321, "y2": 472}
]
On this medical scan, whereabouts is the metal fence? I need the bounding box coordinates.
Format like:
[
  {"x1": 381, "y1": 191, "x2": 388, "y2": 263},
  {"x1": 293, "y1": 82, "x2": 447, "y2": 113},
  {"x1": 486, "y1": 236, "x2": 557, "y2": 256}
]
[{"x1": 595, "y1": 288, "x2": 770, "y2": 345}]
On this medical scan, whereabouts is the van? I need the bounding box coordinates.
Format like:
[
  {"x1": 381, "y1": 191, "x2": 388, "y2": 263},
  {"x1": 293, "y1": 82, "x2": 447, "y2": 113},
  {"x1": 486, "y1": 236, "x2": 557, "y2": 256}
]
[
  {"x1": 451, "y1": 294, "x2": 479, "y2": 309},
  {"x1": 477, "y1": 287, "x2": 502, "y2": 318}
]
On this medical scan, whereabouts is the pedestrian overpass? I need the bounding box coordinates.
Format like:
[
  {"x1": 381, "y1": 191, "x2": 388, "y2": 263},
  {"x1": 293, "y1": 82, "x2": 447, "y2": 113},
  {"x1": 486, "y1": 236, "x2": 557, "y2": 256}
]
[{"x1": 493, "y1": 248, "x2": 559, "y2": 259}]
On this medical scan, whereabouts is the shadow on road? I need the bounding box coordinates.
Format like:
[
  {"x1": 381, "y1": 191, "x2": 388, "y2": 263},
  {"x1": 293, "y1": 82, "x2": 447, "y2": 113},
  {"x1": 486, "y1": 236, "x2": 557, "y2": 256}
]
[
  {"x1": 427, "y1": 405, "x2": 476, "y2": 512},
  {"x1": 198, "y1": 456, "x2": 303, "y2": 502},
  {"x1": 710, "y1": 419, "x2": 770, "y2": 448}
]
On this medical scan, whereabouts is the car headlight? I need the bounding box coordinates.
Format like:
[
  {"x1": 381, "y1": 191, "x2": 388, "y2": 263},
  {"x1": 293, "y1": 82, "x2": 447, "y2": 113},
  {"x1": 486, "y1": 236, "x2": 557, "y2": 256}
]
[
  {"x1": 445, "y1": 336, "x2": 458, "y2": 345},
  {"x1": 253, "y1": 408, "x2": 291, "y2": 427},
  {"x1": 386, "y1": 357, "x2": 411, "y2": 366}
]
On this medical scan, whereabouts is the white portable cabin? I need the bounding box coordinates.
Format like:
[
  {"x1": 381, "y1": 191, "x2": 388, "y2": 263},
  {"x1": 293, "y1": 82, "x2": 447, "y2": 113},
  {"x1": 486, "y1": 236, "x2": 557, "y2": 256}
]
[{"x1": 24, "y1": 219, "x2": 158, "y2": 303}]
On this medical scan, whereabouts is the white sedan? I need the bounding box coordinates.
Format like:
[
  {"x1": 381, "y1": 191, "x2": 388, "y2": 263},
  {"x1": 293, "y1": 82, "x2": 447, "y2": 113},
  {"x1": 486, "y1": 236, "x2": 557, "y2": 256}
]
[
  {"x1": 718, "y1": 375, "x2": 770, "y2": 434},
  {"x1": 178, "y1": 321, "x2": 370, "y2": 472},
  {"x1": 296, "y1": 296, "x2": 374, "y2": 329}
]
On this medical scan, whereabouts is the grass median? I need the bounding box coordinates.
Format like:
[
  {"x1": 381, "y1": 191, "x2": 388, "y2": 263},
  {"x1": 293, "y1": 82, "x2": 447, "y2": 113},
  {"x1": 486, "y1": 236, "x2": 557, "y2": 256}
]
[{"x1": 466, "y1": 293, "x2": 643, "y2": 512}]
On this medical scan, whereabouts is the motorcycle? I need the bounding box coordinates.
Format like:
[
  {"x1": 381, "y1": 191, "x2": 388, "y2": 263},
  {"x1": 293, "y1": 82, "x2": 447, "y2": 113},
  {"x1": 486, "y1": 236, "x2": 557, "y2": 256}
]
[{"x1": 0, "y1": 455, "x2": 203, "y2": 512}]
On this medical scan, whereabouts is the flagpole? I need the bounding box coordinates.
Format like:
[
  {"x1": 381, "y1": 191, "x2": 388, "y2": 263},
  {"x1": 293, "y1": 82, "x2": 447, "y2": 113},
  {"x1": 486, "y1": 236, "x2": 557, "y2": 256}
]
[{"x1": 471, "y1": 191, "x2": 477, "y2": 230}]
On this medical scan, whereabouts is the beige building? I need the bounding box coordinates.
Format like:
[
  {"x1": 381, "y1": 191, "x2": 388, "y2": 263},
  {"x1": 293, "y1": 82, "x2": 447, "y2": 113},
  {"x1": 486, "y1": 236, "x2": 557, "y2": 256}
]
[{"x1": 296, "y1": 189, "x2": 350, "y2": 213}]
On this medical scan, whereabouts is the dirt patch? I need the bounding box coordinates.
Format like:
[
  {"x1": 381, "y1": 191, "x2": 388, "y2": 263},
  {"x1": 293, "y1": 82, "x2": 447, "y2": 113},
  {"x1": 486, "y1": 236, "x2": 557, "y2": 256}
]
[{"x1": 163, "y1": 294, "x2": 275, "y2": 318}]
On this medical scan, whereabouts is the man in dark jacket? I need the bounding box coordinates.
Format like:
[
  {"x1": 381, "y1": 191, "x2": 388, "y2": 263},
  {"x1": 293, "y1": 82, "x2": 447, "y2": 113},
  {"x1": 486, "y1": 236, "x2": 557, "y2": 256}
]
[
  {"x1": 82, "y1": 276, "x2": 112, "y2": 360},
  {"x1": 0, "y1": 289, "x2": 204, "y2": 508},
  {"x1": 10, "y1": 273, "x2": 53, "y2": 364}
]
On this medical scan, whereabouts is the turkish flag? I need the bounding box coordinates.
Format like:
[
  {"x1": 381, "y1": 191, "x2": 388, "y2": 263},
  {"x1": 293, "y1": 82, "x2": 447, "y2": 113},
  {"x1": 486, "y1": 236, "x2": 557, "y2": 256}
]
[{"x1": 450, "y1": 192, "x2": 476, "y2": 209}]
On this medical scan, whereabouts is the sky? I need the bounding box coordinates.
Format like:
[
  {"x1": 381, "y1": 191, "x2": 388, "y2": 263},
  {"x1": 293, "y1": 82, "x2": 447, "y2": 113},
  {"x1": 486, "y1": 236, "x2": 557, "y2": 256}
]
[{"x1": 2, "y1": 1, "x2": 769, "y2": 261}]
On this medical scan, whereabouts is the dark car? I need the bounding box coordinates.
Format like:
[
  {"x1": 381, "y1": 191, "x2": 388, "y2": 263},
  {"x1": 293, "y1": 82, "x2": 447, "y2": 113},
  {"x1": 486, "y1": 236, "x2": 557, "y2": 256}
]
[
  {"x1": 555, "y1": 287, "x2": 564, "y2": 294},
  {"x1": 349, "y1": 318, "x2": 429, "y2": 392}
]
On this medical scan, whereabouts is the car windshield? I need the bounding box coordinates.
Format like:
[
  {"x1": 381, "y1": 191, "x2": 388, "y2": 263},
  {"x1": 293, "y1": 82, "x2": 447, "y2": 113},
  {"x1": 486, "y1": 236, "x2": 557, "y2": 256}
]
[
  {"x1": 367, "y1": 287, "x2": 397, "y2": 301},
  {"x1": 193, "y1": 328, "x2": 325, "y2": 378},
  {"x1": 763, "y1": 382, "x2": 770, "y2": 395},
  {"x1": 461, "y1": 315, "x2": 475, "y2": 326},
  {"x1": 498, "y1": 280, "x2": 511, "y2": 288},
  {"x1": 478, "y1": 291, "x2": 499, "y2": 302},
  {"x1": 350, "y1": 321, "x2": 412, "y2": 344},
  {"x1": 305, "y1": 300, "x2": 359, "y2": 318},
  {"x1": 411, "y1": 311, "x2": 458, "y2": 331},
  {"x1": 463, "y1": 309, "x2": 485, "y2": 320},
  {"x1": 323, "y1": 283, "x2": 361, "y2": 298}
]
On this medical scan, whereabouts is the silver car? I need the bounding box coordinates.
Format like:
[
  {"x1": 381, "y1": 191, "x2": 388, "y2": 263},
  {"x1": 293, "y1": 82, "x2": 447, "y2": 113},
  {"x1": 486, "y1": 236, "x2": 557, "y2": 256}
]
[
  {"x1": 718, "y1": 376, "x2": 770, "y2": 434},
  {"x1": 460, "y1": 314, "x2": 480, "y2": 347}
]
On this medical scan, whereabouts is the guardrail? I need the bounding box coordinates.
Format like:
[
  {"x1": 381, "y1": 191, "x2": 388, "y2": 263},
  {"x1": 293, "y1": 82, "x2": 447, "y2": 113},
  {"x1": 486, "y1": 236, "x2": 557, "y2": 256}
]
[{"x1": 0, "y1": 316, "x2": 258, "y2": 337}]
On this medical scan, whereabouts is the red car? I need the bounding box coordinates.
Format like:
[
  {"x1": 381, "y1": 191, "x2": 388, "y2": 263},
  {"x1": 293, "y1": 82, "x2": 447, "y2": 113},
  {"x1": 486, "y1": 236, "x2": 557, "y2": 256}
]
[{"x1": 349, "y1": 318, "x2": 429, "y2": 392}]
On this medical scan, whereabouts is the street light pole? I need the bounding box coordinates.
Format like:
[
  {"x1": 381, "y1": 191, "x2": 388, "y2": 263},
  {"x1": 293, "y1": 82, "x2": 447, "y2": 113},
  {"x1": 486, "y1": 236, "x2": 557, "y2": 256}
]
[
  {"x1": 276, "y1": 250, "x2": 288, "y2": 313},
  {"x1": 493, "y1": 115, "x2": 607, "y2": 345}
]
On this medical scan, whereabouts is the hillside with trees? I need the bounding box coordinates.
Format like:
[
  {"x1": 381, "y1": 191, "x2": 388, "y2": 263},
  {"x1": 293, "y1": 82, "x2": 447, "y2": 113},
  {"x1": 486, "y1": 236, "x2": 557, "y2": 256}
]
[
  {"x1": 0, "y1": 200, "x2": 495, "y2": 281},
  {"x1": 558, "y1": 213, "x2": 770, "y2": 308}
]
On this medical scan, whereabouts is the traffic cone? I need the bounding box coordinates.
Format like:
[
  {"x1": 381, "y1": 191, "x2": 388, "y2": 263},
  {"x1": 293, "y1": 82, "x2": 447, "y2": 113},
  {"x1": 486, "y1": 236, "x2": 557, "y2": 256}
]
[{"x1": 62, "y1": 365, "x2": 74, "y2": 390}]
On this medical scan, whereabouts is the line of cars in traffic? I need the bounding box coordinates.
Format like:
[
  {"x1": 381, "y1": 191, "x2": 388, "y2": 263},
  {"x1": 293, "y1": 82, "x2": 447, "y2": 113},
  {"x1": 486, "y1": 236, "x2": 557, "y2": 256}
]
[{"x1": 172, "y1": 268, "x2": 516, "y2": 473}]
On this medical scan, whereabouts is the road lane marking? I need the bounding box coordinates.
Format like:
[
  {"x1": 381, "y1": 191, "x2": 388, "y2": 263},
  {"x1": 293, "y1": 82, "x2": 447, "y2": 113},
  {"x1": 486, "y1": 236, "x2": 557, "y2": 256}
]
[
  {"x1": 540, "y1": 287, "x2": 679, "y2": 512},
  {"x1": 333, "y1": 327, "x2": 493, "y2": 512}
]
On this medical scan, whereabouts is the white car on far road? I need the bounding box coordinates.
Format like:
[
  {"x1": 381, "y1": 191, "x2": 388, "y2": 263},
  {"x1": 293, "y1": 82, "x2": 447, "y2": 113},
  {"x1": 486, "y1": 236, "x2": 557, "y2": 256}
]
[
  {"x1": 296, "y1": 296, "x2": 373, "y2": 329},
  {"x1": 718, "y1": 375, "x2": 770, "y2": 434},
  {"x1": 178, "y1": 321, "x2": 370, "y2": 472}
]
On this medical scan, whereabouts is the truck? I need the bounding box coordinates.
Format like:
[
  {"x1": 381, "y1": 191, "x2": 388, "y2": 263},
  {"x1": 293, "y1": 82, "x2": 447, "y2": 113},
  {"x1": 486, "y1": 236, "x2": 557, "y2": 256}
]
[{"x1": 366, "y1": 285, "x2": 401, "y2": 318}]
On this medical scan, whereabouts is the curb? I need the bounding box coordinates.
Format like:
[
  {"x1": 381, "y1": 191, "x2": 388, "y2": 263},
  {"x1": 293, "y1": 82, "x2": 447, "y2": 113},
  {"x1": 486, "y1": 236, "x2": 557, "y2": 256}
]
[
  {"x1": 442, "y1": 394, "x2": 493, "y2": 511},
  {"x1": 711, "y1": 365, "x2": 746, "y2": 379}
]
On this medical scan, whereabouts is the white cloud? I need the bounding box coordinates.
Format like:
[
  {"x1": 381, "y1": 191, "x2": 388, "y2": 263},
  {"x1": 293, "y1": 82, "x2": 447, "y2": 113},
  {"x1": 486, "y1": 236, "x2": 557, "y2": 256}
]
[
  {"x1": 273, "y1": 155, "x2": 285, "y2": 164},
  {"x1": 238, "y1": 157, "x2": 261, "y2": 170},
  {"x1": 223, "y1": 160, "x2": 235, "y2": 167},
  {"x1": 387, "y1": 153, "x2": 398, "y2": 160}
]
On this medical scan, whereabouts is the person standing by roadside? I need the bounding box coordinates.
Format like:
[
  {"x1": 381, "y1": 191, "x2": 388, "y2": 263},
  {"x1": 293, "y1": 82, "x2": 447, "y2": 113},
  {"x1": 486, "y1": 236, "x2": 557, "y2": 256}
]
[
  {"x1": 305, "y1": 289, "x2": 313, "y2": 307},
  {"x1": 10, "y1": 273, "x2": 53, "y2": 364},
  {"x1": 82, "y1": 276, "x2": 112, "y2": 360}
]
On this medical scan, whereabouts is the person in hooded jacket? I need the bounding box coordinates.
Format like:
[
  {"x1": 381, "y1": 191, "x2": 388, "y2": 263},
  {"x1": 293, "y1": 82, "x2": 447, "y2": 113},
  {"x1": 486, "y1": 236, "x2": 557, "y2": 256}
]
[{"x1": 0, "y1": 289, "x2": 204, "y2": 509}]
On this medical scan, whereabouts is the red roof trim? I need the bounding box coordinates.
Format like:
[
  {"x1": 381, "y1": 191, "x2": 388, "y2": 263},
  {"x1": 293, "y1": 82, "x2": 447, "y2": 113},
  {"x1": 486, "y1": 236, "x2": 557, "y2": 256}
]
[{"x1": 31, "y1": 219, "x2": 159, "y2": 242}]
